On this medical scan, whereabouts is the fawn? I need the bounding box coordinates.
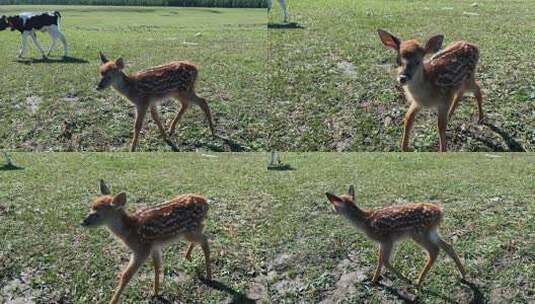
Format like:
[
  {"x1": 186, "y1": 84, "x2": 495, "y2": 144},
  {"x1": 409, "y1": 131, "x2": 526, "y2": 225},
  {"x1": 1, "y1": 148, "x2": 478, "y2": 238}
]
[
  {"x1": 97, "y1": 52, "x2": 216, "y2": 152},
  {"x1": 326, "y1": 185, "x2": 466, "y2": 287},
  {"x1": 81, "y1": 180, "x2": 212, "y2": 304},
  {"x1": 378, "y1": 29, "x2": 484, "y2": 152}
]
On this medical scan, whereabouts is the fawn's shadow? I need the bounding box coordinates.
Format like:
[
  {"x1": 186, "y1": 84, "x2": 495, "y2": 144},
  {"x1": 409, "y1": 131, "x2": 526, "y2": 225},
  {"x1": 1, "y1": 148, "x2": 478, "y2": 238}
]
[
  {"x1": 16, "y1": 56, "x2": 89, "y2": 65},
  {"x1": 460, "y1": 279, "x2": 486, "y2": 304},
  {"x1": 480, "y1": 122, "x2": 525, "y2": 152},
  {"x1": 376, "y1": 277, "x2": 484, "y2": 304},
  {"x1": 200, "y1": 278, "x2": 256, "y2": 304},
  {"x1": 457, "y1": 120, "x2": 525, "y2": 152},
  {"x1": 268, "y1": 22, "x2": 305, "y2": 29},
  {"x1": 201, "y1": 135, "x2": 251, "y2": 152}
]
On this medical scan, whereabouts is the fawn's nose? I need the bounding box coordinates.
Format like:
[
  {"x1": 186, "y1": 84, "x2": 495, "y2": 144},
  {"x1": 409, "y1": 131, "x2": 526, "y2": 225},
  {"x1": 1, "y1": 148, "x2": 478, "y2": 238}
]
[
  {"x1": 80, "y1": 218, "x2": 90, "y2": 227},
  {"x1": 398, "y1": 74, "x2": 410, "y2": 85}
]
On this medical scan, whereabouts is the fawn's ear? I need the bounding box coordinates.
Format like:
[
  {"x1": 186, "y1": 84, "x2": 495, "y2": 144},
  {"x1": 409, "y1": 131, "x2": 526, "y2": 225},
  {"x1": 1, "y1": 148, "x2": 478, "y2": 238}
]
[
  {"x1": 99, "y1": 179, "x2": 111, "y2": 195},
  {"x1": 115, "y1": 57, "x2": 125, "y2": 69},
  {"x1": 378, "y1": 29, "x2": 400, "y2": 51},
  {"x1": 424, "y1": 35, "x2": 444, "y2": 54},
  {"x1": 99, "y1": 51, "x2": 109, "y2": 64},
  {"x1": 326, "y1": 192, "x2": 344, "y2": 208},
  {"x1": 348, "y1": 185, "x2": 355, "y2": 201},
  {"x1": 112, "y1": 192, "x2": 127, "y2": 208}
]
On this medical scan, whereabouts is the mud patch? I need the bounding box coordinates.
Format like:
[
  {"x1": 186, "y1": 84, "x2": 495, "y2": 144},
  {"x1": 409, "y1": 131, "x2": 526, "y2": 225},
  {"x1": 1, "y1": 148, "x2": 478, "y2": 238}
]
[
  {"x1": 0, "y1": 267, "x2": 70, "y2": 303},
  {"x1": 336, "y1": 61, "x2": 357, "y2": 78},
  {"x1": 320, "y1": 253, "x2": 371, "y2": 304}
]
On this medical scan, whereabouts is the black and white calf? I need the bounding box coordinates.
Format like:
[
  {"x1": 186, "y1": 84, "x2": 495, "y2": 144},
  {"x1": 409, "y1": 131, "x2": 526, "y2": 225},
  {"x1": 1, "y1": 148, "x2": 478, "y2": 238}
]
[
  {"x1": 267, "y1": 0, "x2": 289, "y2": 23},
  {"x1": 0, "y1": 11, "x2": 68, "y2": 59}
]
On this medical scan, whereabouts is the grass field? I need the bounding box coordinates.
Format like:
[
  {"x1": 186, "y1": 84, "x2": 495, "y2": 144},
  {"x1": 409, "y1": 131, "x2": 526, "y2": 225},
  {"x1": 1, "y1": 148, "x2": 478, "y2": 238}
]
[
  {"x1": 0, "y1": 5, "x2": 266, "y2": 152},
  {"x1": 268, "y1": 0, "x2": 535, "y2": 152},
  {"x1": 1, "y1": 153, "x2": 534, "y2": 303}
]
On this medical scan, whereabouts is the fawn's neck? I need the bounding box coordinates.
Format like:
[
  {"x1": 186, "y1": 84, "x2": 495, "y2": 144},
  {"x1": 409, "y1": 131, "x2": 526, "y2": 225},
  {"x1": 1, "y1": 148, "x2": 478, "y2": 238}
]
[
  {"x1": 405, "y1": 65, "x2": 434, "y2": 101},
  {"x1": 111, "y1": 72, "x2": 136, "y2": 100},
  {"x1": 106, "y1": 210, "x2": 139, "y2": 249},
  {"x1": 342, "y1": 205, "x2": 370, "y2": 230}
]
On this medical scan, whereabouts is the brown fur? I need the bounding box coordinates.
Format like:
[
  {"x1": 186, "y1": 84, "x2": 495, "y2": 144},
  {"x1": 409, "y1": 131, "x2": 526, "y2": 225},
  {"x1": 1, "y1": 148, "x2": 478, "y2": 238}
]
[
  {"x1": 82, "y1": 181, "x2": 212, "y2": 304},
  {"x1": 97, "y1": 53, "x2": 216, "y2": 151},
  {"x1": 327, "y1": 186, "x2": 466, "y2": 287},
  {"x1": 378, "y1": 29, "x2": 484, "y2": 152}
]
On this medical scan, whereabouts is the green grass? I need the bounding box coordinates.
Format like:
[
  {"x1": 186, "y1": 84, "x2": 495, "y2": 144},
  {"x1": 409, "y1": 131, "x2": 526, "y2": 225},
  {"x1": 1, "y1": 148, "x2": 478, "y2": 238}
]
[
  {"x1": 0, "y1": 5, "x2": 267, "y2": 152},
  {"x1": 1, "y1": 153, "x2": 534, "y2": 303},
  {"x1": 5, "y1": 0, "x2": 266, "y2": 7},
  {"x1": 268, "y1": 0, "x2": 535, "y2": 152}
]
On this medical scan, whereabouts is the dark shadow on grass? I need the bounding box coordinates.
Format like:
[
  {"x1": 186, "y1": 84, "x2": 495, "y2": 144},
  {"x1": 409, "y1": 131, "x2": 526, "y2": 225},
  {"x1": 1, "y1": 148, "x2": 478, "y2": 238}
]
[
  {"x1": 200, "y1": 278, "x2": 255, "y2": 304},
  {"x1": 268, "y1": 22, "x2": 304, "y2": 29},
  {"x1": 481, "y1": 122, "x2": 525, "y2": 152},
  {"x1": 16, "y1": 56, "x2": 89, "y2": 65},
  {"x1": 267, "y1": 163, "x2": 295, "y2": 171},
  {"x1": 200, "y1": 135, "x2": 251, "y2": 152},
  {"x1": 460, "y1": 279, "x2": 486, "y2": 304},
  {"x1": 0, "y1": 163, "x2": 23, "y2": 171}
]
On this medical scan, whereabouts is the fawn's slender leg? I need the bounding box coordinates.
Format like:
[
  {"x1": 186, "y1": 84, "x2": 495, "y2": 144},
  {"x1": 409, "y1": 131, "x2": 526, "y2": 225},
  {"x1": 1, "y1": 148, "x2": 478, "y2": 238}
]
[
  {"x1": 152, "y1": 249, "x2": 162, "y2": 296},
  {"x1": 437, "y1": 105, "x2": 449, "y2": 152},
  {"x1": 413, "y1": 233, "x2": 440, "y2": 287},
  {"x1": 190, "y1": 92, "x2": 216, "y2": 136},
  {"x1": 381, "y1": 241, "x2": 409, "y2": 283},
  {"x1": 438, "y1": 238, "x2": 466, "y2": 279},
  {"x1": 372, "y1": 246, "x2": 385, "y2": 283},
  {"x1": 131, "y1": 103, "x2": 148, "y2": 152},
  {"x1": 184, "y1": 243, "x2": 195, "y2": 261},
  {"x1": 401, "y1": 102, "x2": 420, "y2": 152},
  {"x1": 168, "y1": 98, "x2": 189, "y2": 136},
  {"x1": 184, "y1": 230, "x2": 211, "y2": 280},
  {"x1": 470, "y1": 80, "x2": 484, "y2": 124},
  {"x1": 110, "y1": 253, "x2": 148, "y2": 304},
  {"x1": 150, "y1": 106, "x2": 168, "y2": 140},
  {"x1": 448, "y1": 88, "x2": 465, "y2": 120}
]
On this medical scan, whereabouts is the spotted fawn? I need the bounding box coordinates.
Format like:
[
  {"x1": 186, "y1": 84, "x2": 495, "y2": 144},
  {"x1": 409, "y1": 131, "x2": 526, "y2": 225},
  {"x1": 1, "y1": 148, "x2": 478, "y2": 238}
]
[{"x1": 326, "y1": 185, "x2": 466, "y2": 287}]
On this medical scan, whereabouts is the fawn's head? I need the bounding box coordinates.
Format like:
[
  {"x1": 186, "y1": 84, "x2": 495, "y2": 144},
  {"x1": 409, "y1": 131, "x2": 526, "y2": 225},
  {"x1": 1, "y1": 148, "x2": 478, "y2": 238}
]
[
  {"x1": 81, "y1": 180, "x2": 127, "y2": 228},
  {"x1": 325, "y1": 185, "x2": 360, "y2": 217},
  {"x1": 97, "y1": 52, "x2": 125, "y2": 91},
  {"x1": 378, "y1": 29, "x2": 444, "y2": 85}
]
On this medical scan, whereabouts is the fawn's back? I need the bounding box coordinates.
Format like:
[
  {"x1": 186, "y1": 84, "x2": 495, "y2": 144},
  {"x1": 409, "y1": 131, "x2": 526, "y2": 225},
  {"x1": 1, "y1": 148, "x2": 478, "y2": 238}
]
[
  {"x1": 130, "y1": 61, "x2": 198, "y2": 95},
  {"x1": 367, "y1": 203, "x2": 443, "y2": 240},
  {"x1": 133, "y1": 194, "x2": 208, "y2": 243},
  {"x1": 427, "y1": 41, "x2": 479, "y2": 88}
]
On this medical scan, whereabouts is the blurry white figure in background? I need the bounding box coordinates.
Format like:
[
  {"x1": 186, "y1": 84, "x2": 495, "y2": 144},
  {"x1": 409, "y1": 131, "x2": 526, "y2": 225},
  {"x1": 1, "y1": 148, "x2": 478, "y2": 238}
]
[{"x1": 267, "y1": 0, "x2": 289, "y2": 23}]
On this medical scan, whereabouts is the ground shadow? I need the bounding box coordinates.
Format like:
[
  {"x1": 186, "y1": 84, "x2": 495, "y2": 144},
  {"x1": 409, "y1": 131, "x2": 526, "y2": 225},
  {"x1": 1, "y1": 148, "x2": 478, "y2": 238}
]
[
  {"x1": 199, "y1": 135, "x2": 251, "y2": 152},
  {"x1": 460, "y1": 279, "x2": 486, "y2": 304},
  {"x1": 376, "y1": 277, "x2": 482, "y2": 304},
  {"x1": 267, "y1": 163, "x2": 295, "y2": 171},
  {"x1": 481, "y1": 122, "x2": 525, "y2": 152},
  {"x1": 200, "y1": 278, "x2": 256, "y2": 304},
  {"x1": 268, "y1": 22, "x2": 305, "y2": 29},
  {"x1": 0, "y1": 163, "x2": 24, "y2": 171},
  {"x1": 16, "y1": 56, "x2": 89, "y2": 65}
]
